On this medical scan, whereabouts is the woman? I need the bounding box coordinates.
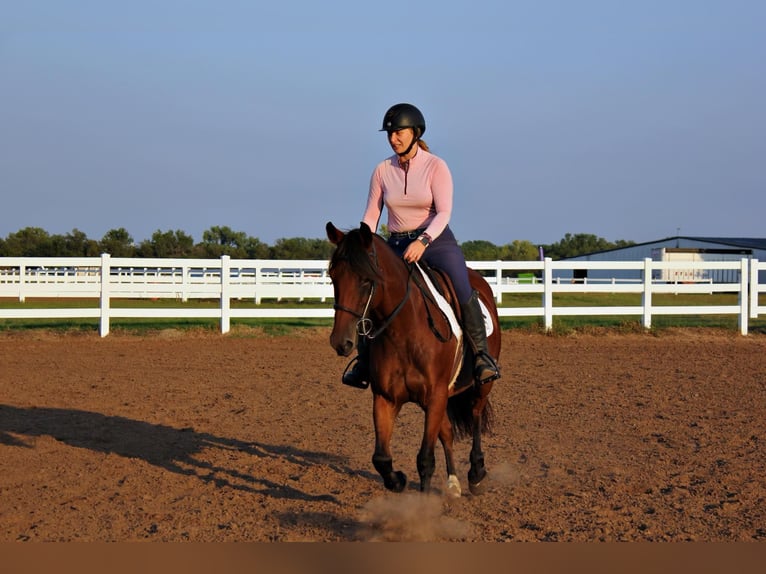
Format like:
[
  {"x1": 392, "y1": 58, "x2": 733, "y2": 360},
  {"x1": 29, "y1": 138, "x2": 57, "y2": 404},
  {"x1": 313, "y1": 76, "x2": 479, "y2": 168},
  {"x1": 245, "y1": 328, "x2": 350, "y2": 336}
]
[{"x1": 342, "y1": 102, "x2": 500, "y2": 389}]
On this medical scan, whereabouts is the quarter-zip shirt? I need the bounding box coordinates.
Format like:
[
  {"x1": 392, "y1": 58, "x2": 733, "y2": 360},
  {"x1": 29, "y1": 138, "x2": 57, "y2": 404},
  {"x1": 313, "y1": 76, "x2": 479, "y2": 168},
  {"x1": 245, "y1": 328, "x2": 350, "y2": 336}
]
[{"x1": 362, "y1": 148, "x2": 453, "y2": 240}]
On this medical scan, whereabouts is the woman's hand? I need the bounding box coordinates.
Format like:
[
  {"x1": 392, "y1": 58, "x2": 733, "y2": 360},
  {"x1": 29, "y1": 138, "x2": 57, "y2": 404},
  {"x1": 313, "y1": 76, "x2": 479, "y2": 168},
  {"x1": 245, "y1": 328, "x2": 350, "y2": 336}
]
[{"x1": 403, "y1": 240, "x2": 427, "y2": 264}]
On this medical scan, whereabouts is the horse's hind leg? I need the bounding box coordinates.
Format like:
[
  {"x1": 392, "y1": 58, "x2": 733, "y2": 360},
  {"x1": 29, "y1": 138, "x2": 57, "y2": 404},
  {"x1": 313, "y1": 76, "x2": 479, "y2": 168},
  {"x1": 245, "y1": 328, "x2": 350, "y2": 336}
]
[
  {"x1": 372, "y1": 395, "x2": 407, "y2": 492},
  {"x1": 468, "y1": 428, "x2": 487, "y2": 495},
  {"x1": 468, "y1": 387, "x2": 492, "y2": 495}
]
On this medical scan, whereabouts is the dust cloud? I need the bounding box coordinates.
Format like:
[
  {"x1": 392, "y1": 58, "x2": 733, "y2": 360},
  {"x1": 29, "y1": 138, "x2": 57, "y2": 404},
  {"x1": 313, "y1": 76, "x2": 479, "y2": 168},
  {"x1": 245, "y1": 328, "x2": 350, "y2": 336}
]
[{"x1": 357, "y1": 492, "x2": 472, "y2": 542}]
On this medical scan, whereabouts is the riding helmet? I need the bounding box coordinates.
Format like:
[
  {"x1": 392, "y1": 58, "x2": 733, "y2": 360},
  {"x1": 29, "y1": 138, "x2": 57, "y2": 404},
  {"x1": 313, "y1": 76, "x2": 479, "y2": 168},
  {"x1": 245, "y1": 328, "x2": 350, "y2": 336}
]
[{"x1": 380, "y1": 103, "x2": 426, "y2": 136}]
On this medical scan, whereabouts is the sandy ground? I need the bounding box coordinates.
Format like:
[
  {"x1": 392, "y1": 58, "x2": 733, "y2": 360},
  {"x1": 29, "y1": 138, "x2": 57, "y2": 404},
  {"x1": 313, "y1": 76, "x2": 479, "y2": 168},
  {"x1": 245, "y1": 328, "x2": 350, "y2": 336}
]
[{"x1": 1, "y1": 327, "x2": 764, "y2": 542}]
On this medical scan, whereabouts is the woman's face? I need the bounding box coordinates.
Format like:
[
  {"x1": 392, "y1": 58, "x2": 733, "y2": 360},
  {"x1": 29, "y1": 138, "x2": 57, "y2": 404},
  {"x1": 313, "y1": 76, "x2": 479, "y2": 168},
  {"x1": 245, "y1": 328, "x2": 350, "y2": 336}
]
[{"x1": 387, "y1": 128, "x2": 415, "y2": 155}]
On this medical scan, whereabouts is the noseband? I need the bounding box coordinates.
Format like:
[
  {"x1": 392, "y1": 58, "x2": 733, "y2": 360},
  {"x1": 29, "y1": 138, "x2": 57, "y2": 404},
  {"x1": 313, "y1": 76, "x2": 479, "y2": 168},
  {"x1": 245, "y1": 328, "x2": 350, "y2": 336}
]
[{"x1": 332, "y1": 242, "x2": 413, "y2": 339}]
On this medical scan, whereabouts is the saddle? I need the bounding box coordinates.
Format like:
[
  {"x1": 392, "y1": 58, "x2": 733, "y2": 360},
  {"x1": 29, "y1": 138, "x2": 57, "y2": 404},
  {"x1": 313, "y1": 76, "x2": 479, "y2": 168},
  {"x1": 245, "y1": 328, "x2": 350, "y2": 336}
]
[
  {"x1": 413, "y1": 261, "x2": 494, "y2": 337},
  {"x1": 412, "y1": 262, "x2": 484, "y2": 395}
]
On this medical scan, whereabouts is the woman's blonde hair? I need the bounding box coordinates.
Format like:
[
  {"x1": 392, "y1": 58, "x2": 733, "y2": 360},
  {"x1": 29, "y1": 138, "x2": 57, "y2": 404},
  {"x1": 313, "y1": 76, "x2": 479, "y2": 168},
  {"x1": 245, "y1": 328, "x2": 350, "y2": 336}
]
[{"x1": 417, "y1": 139, "x2": 430, "y2": 152}]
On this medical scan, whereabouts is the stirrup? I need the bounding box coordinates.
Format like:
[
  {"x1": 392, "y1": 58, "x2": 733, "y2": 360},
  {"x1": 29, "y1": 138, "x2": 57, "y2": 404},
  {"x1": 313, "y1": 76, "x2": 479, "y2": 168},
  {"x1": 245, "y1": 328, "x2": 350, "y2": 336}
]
[
  {"x1": 474, "y1": 353, "x2": 500, "y2": 386},
  {"x1": 341, "y1": 357, "x2": 369, "y2": 389}
]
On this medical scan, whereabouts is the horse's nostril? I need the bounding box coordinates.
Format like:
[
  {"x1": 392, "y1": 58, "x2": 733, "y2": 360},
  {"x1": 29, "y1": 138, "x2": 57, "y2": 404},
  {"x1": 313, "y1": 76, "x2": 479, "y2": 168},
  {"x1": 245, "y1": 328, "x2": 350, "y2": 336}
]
[{"x1": 335, "y1": 339, "x2": 354, "y2": 357}]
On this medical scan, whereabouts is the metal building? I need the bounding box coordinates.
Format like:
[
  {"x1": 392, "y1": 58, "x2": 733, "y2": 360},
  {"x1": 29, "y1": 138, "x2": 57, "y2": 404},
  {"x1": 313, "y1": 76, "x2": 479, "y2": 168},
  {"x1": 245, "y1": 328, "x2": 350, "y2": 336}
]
[{"x1": 557, "y1": 236, "x2": 766, "y2": 283}]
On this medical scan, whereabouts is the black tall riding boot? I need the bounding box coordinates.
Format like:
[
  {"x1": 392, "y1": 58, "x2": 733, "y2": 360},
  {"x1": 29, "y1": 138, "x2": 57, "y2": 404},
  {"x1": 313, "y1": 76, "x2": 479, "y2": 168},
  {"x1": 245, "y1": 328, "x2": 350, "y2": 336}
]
[
  {"x1": 460, "y1": 290, "x2": 500, "y2": 385},
  {"x1": 342, "y1": 336, "x2": 370, "y2": 389}
]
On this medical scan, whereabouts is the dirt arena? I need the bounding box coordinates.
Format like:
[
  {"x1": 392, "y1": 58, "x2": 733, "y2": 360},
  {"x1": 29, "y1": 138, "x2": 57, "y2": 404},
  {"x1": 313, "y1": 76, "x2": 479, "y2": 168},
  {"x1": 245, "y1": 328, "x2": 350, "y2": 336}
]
[{"x1": 1, "y1": 327, "x2": 764, "y2": 542}]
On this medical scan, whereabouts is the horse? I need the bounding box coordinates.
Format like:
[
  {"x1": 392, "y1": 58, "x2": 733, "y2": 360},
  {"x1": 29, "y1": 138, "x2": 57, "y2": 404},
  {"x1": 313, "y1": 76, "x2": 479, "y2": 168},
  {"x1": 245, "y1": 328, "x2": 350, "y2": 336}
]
[{"x1": 326, "y1": 221, "x2": 500, "y2": 496}]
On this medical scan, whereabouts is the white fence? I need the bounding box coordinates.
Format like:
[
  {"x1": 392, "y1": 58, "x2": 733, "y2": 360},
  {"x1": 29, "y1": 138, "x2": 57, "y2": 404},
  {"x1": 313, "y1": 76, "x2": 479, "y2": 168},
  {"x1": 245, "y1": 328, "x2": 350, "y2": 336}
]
[{"x1": 1, "y1": 255, "x2": 763, "y2": 337}]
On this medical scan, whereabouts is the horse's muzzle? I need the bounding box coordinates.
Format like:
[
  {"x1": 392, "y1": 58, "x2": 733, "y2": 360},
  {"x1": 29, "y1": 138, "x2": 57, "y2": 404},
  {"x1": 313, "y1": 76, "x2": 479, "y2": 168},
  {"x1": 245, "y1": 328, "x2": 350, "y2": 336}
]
[{"x1": 333, "y1": 338, "x2": 355, "y2": 357}]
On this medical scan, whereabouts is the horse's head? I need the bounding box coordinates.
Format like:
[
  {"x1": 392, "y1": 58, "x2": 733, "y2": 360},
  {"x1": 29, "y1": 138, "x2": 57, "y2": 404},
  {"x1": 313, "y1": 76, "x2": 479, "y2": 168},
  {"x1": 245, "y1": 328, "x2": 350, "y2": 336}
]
[{"x1": 326, "y1": 222, "x2": 382, "y2": 356}]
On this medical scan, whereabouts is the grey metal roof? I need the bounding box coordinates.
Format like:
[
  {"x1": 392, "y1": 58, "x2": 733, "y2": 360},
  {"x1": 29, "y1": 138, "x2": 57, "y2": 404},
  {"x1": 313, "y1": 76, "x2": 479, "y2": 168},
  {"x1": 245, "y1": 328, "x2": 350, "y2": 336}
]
[
  {"x1": 685, "y1": 237, "x2": 766, "y2": 250},
  {"x1": 564, "y1": 236, "x2": 766, "y2": 259}
]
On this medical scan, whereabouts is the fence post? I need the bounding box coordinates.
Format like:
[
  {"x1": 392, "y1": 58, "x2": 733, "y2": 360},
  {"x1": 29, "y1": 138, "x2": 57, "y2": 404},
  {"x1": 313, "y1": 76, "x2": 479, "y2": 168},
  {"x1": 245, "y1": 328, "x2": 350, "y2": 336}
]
[
  {"x1": 751, "y1": 259, "x2": 759, "y2": 319},
  {"x1": 181, "y1": 262, "x2": 189, "y2": 303},
  {"x1": 99, "y1": 253, "x2": 111, "y2": 337},
  {"x1": 255, "y1": 263, "x2": 262, "y2": 305},
  {"x1": 642, "y1": 258, "x2": 653, "y2": 329},
  {"x1": 19, "y1": 263, "x2": 26, "y2": 303},
  {"x1": 543, "y1": 257, "x2": 553, "y2": 331},
  {"x1": 220, "y1": 255, "x2": 231, "y2": 334},
  {"x1": 739, "y1": 258, "x2": 748, "y2": 335},
  {"x1": 495, "y1": 261, "x2": 502, "y2": 304}
]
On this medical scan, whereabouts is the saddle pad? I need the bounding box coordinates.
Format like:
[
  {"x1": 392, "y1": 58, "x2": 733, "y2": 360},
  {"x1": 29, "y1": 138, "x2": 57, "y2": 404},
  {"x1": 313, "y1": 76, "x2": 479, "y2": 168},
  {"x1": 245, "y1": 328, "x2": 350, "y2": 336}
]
[{"x1": 414, "y1": 264, "x2": 495, "y2": 338}]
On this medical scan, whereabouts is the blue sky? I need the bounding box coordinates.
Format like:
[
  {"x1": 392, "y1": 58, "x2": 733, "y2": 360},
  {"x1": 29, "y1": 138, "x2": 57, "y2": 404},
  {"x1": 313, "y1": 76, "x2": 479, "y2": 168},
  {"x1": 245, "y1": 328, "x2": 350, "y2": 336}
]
[{"x1": 1, "y1": 1, "x2": 764, "y2": 247}]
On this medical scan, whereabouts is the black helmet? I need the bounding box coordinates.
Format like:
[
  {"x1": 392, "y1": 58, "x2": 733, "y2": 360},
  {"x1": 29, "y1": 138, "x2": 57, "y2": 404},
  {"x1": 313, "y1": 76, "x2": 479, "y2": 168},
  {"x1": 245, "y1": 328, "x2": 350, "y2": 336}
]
[{"x1": 380, "y1": 103, "x2": 426, "y2": 136}]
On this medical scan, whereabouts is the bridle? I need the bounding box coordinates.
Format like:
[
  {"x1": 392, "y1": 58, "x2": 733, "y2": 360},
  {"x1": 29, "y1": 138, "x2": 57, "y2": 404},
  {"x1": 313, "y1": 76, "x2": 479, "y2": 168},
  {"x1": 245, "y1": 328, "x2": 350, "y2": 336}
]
[{"x1": 332, "y1": 242, "x2": 413, "y2": 339}]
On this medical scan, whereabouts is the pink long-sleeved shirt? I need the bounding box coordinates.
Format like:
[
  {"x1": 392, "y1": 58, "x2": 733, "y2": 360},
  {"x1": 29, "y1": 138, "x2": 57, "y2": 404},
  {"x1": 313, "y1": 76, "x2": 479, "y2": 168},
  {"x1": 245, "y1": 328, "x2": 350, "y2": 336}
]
[{"x1": 361, "y1": 148, "x2": 453, "y2": 241}]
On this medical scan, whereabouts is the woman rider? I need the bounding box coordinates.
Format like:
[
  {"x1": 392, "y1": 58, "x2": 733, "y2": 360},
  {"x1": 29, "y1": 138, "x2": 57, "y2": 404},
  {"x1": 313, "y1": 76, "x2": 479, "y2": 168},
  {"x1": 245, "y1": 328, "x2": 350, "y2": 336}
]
[{"x1": 342, "y1": 103, "x2": 500, "y2": 389}]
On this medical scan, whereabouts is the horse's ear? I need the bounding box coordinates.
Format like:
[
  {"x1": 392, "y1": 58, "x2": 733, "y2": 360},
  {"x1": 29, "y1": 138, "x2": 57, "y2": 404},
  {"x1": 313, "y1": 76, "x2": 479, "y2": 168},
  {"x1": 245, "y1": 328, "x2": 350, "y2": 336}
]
[
  {"x1": 326, "y1": 222, "x2": 344, "y2": 245},
  {"x1": 359, "y1": 222, "x2": 373, "y2": 247}
]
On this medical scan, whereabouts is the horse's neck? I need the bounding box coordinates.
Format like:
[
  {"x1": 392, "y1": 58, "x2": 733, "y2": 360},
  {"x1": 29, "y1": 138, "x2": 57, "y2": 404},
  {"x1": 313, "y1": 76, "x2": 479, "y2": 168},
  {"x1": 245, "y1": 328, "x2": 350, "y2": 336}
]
[
  {"x1": 374, "y1": 240, "x2": 409, "y2": 284},
  {"x1": 374, "y1": 246, "x2": 415, "y2": 316}
]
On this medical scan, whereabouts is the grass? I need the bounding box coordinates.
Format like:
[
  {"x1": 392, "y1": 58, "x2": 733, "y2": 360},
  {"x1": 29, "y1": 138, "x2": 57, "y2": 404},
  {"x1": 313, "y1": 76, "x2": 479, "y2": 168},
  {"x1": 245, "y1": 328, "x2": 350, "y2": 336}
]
[{"x1": 1, "y1": 293, "x2": 764, "y2": 335}]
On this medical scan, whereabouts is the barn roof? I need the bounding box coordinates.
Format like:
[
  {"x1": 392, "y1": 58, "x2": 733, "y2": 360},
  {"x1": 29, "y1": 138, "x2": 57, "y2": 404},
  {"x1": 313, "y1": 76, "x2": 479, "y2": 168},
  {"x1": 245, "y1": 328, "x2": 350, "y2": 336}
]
[
  {"x1": 565, "y1": 236, "x2": 766, "y2": 259},
  {"x1": 686, "y1": 237, "x2": 766, "y2": 250}
]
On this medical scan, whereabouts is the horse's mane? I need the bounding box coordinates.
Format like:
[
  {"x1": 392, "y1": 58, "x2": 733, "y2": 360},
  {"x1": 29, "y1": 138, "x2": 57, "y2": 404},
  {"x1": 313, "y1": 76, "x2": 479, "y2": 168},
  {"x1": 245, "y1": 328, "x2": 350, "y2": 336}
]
[{"x1": 329, "y1": 227, "x2": 384, "y2": 283}]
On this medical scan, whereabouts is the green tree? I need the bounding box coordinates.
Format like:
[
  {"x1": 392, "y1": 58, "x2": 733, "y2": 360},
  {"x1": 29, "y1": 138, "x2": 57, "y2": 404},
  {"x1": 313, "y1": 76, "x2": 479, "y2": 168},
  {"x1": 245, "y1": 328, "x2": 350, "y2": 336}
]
[
  {"x1": 542, "y1": 233, "x2": 635, "y2": 260},
  {"x1": 137, "y1": 229, "x2": 195, "y2": 258},
  {"x1": 460, "y1": 240, "x2": 500, "y2": 261},
  {"x1": 99, "y1": 228, "x2": 135, "y2": 257},
  {"x1": 243, "y1": 236, "x2": 271, "y2": 259},
  {"x1": 1, "y1": 227, "x2": 52, "y2": 256},
  {"x1": 197, "y1": 226, "x2": 249, "y2": 257},
  {"x1": 61, "y1": 229, "x2": 100, "y2": 256},
  {"x1": 498, "y1": 239, "x2": 540, "y2": 261},
  {"x1": 271, "y1": 237, "x2": 334, "y2": 259}
]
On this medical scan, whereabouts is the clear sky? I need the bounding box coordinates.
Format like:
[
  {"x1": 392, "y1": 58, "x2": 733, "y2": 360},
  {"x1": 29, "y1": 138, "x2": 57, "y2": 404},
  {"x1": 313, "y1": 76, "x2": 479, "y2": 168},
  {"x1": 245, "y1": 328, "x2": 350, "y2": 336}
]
[{"x1": 2, "y1": 1, "x2": 764, "y2": 247}]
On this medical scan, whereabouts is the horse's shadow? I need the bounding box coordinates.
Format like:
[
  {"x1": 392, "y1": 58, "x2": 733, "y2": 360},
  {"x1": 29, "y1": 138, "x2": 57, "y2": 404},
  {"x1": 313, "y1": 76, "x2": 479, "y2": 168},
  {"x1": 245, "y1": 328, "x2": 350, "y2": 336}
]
[{"x1": 0, "y1": 404, "x2": 371, "y2": 504}]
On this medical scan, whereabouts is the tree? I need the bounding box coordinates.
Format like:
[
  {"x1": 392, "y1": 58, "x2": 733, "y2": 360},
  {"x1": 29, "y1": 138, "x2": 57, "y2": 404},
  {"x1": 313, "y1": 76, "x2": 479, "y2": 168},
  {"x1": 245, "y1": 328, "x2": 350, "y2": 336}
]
[
  {"x1": 460, "y1": 240, "x2": 500, "y2": 261},
  {"x1": 498, "y1": 239, "x2": 540, "y2": 261},
  {"x1": 197, "y1": 226, "x2": 249, "y2": 257},
  {"x1": 61, "y1": 229, "x2": 100, "y2": 256},
  {"x1": 137, "y1": 229, "x2": 195, "y2": 258},
  {"x1": 242, "y1": 236, "x2": 271, "y2": 259},
  {"x1": 542, "y1": 233, "x2": 635, "y2": 260},
  {"x1": 99, "y1": 228, "x2": 135, "y2": 257},
  {"x1": 1, "y1": 227, "x2": 52, "y2": 256},
  {"x1": 270, "y1": 237, "x2": 335, "y2": 260}
]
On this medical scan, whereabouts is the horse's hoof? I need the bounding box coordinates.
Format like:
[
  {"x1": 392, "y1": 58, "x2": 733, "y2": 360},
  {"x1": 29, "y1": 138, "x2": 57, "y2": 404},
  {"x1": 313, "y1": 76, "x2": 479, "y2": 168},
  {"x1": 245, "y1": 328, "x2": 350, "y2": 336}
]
[
  {"x1": 385, "y1": 471, "x2": 407, "y2": 492},
  {"x1": 468, "y1": 477, "x2": 488, "y2": 496},
  {"x1": 446, "y1": 474, "x2": 462, "y2": 498}
]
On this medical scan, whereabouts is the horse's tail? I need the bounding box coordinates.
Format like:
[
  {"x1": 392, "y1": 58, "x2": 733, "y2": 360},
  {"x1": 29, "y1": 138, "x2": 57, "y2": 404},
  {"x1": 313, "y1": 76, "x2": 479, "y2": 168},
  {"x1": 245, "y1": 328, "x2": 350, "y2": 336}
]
[{"x1": 446, "y1": 391, "x2": 493, "y2": 441}]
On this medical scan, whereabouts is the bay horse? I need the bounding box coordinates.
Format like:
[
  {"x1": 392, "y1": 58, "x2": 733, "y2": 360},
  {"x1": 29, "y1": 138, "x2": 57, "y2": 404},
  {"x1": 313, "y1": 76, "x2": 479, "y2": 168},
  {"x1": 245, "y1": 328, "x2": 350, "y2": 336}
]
[{"x1": 326, "y1": 221, "x2": 500, "y2": 496}]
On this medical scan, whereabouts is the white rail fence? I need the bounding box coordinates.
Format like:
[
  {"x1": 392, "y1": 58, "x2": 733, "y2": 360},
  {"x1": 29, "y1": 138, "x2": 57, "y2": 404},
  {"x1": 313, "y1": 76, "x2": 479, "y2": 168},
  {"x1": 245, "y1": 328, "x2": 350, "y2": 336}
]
[{"x1": 1, "y1": 255, "x2": 763, "y2": 337}]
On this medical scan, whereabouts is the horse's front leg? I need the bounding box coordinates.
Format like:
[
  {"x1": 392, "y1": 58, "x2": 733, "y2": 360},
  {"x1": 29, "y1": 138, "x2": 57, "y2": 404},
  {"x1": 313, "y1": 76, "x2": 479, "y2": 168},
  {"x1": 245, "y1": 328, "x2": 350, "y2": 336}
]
[
  {"x1": 372, "y1": 394, "x2": 406, "y2": 492},
  {"x1": 417, "y1": 394, "x2": 448, "y2": 493},
  {"x1": 438, "y1": 413, "x2": 461, "y2": 498}
]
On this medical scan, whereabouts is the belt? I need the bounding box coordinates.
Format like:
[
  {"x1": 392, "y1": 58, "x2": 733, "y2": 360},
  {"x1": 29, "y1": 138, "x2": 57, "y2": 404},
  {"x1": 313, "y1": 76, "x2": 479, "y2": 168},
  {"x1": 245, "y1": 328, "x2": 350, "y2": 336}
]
[{"x1": 389, "y1": 228, "x2": 426, "y2": 240}]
